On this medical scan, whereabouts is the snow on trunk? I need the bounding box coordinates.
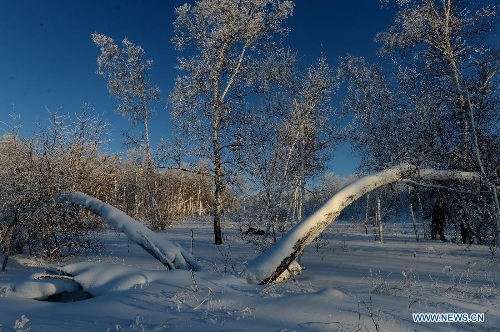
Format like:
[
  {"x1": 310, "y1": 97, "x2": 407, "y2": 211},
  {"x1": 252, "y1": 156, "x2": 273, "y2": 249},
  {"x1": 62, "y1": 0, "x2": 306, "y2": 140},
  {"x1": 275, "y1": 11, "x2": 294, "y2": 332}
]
[
  {"x1": 55, "y1": 191, "x2": 202, "y2": 271},
  {"x1": 245, "y1": 163, "x2": 481, "y2": 284}
]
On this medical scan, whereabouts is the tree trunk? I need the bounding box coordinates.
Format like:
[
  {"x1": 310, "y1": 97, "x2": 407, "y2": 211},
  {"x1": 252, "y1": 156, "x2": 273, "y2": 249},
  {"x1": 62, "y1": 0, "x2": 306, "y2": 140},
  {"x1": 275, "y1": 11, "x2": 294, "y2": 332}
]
[
  {"x1": 377, "y1": 194, "x2": 383, "y2": 243},
  {"x1": 364, "y1": 193, "x2": 370, "y2": 234},
  {"x1": 213, "y1": 110, "x2": 223, "y2": 245},
  {"x1": 213, "y1": 180, "x2": 223, "y2": 246},
  {"x1": 408, "y1": 186, "x2": 419, "y2": 242},
  {"x1": 410, "y1": 203, "x2": 419, "y2": 242},
  {"x1": 245, "y1": 164, "x2": 481, "y2": 284},
  {"x1": 142, "y1": 100, "x2": 162, "y2": 230},
  {"x1": 55, "y1": 191, "x2": 201, "y2": 271},
  {"x1": 1, "y1": 216, "x2": 17, "y2": 271},
  {"x1": 493, "y1": 187, "x2": 500, "y2": 246}
]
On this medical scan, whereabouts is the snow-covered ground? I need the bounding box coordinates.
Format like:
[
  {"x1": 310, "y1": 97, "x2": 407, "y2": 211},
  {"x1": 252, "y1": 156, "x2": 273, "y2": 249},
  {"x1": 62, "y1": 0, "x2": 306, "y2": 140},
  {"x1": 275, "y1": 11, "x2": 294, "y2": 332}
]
[{"x1": 1, "y1": 218, "x2": 499, "y2": 331}]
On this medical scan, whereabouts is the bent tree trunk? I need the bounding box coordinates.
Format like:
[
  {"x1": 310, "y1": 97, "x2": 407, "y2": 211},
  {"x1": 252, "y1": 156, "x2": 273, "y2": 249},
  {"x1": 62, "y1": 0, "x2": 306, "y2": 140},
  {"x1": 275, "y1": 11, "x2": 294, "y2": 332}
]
[
  {"x1": 55, "y1": 191, "x2": 202, "y2": 271},
  {"x1": 245, "y1": 163, "x2": 481, "y2": 284}
]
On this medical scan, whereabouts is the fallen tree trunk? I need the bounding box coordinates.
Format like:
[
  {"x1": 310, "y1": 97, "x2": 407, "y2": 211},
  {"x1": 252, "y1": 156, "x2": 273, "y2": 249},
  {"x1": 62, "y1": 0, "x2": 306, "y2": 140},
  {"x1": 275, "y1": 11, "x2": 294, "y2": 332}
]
[
  {"x1": 245, "y1": 163, "x2": 481, "y2": 284},
  {"x1": 55, "y1": 191, "x2": 202, "y2": 271}
]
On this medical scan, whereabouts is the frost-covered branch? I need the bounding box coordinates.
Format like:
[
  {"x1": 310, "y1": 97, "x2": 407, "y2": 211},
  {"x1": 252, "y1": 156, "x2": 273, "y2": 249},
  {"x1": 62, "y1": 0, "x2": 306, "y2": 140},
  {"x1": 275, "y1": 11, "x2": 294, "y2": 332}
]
[
  {"x1": 159, "y1": 166, "x2": 214, "y2": 178},
  {"x1": 401, "y1": 179, "x2": 492, "y2": 194},
  {"x1": 55, "y1": 191, "x2": 202, "y2": 271}
]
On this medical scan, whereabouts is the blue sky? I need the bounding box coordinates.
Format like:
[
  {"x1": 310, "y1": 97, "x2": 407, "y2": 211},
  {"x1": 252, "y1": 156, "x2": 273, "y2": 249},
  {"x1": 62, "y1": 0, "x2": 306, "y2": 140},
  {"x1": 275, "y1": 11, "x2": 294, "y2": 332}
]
[{"x1": 1, "y1": 0, "x2": 396, "y2": 177}]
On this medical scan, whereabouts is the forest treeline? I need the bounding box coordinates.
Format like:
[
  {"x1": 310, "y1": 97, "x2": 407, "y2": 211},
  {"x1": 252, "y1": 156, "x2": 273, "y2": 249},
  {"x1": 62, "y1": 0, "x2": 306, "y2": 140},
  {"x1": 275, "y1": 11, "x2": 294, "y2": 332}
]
[
  {"x1": 0, "y1": 107, "x2": 348, "y2": 262},
  {"x1": 1, "y1": 0, "x2": 500, "y2": 263}
]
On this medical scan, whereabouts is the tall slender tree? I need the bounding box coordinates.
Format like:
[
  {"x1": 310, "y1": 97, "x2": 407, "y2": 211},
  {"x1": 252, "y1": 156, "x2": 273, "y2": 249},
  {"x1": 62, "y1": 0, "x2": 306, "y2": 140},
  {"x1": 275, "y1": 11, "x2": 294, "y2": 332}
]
[
  {"x1": 339, "y1": 0, "x2": 500, "y2": 244},
  {"x1": 245, "y1": 54, "x2": 336, "y2": 243},
  {"x1": 92, "y1": 33, "x2": 164, "y2": 229},
  {"x1": 170, "y1": 0, "x2": 294, "y2": 244},
  {"x1": 376, "y1": 0, "x2": 500, "y2": 242},
  {"x1": 377, "y1": 0, "x2": 500, "y2": 171}
]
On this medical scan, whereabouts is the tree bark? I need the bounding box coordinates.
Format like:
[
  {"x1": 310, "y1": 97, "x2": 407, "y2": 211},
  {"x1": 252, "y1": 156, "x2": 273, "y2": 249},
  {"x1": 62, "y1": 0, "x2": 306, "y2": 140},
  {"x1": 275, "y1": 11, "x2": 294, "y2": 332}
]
[
  {"x1": 377, "y1": 194, "x2": 383, "y2": 243},
  {"x1": 1, "y1": 217, "x2": 16, "y2": 271},
  {"x1": 213, "y1": 109, "x2": 224, "y2": 245},
  {"x1": 245, "y1": 163, "x2": 481, "y2": 284}
]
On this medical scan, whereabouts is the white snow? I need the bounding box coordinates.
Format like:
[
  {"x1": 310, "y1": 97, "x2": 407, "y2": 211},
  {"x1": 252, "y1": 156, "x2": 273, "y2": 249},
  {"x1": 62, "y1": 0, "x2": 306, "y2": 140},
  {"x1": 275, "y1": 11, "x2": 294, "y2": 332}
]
[
  {"x1": 59, "y1": 262, "x2": 167, "y2": 296},
  {"x1": 13, "y1": 276, "x2": 80, "y2": 301},
  {"x1": 1, "y1": 218, "x2": 499, "y2": 331}
]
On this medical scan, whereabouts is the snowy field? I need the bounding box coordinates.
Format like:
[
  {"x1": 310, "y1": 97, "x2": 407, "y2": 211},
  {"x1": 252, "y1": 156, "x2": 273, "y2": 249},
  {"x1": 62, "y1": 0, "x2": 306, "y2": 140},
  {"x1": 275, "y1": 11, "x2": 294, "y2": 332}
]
[{"x1": 1, "y1": 218, "x2": 499, "y2": 331}]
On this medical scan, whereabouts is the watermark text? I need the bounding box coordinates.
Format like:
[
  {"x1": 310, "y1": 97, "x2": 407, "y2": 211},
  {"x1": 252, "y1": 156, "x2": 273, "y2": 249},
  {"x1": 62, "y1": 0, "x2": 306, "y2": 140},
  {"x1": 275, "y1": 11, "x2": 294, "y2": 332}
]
[{"x1": 413, "y1": 312, "x2": 484, "y2": 323}]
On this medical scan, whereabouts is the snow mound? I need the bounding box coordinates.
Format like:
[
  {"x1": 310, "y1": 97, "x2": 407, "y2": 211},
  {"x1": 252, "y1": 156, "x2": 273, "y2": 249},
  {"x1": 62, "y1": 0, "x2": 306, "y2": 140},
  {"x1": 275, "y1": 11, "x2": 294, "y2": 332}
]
[
  {"x1": 315, "y1": 288, "x2": 347, "y2": 300},
  {"x1": 14, "y1": 275, "x2": 80, "y2": 300},
  {"x1": 13, "y1": 262, "x2": 177, "y2": 300},
  {"x1": 60, "y1": 262, "x2": 166, "y2": 296}
]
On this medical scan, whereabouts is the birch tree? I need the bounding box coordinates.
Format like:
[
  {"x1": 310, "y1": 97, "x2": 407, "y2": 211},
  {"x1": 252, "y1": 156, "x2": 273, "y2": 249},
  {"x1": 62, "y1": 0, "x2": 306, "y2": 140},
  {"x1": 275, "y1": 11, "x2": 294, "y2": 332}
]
[
  {"x1": 339, "y1": 0, "x2": 500, "y2": 244},
  {"x1": 170, "y1": 0, "x2": 294, "y2": 245},
  {"x1": 92, "y1": 33, "x2": 164, "y2": 230},
  {"x1": 377, "y1": 0, "x2": 500, "y2": 229},
  {"x1": 246, "y1": 163, "x2": 484, "y2": 284},
  {"x1": 245, "y1": 54, "x2": 336, "y2": 245},
  {"x1": 377, "y1": 0, "x2": 500, "y2": 171},
  {"x1": 282, "y1": 55, "x2": 337, "y2": 224},
  {"x1": 337, "y1": 55, "x2": 401, "y2": 170}
]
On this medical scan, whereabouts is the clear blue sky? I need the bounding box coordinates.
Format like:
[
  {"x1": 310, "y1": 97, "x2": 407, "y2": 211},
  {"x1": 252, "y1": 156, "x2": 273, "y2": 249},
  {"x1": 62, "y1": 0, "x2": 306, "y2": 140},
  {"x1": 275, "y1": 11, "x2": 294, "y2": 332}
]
[{"x1": 1, "y1": 0, "x2": 396, "y2": 177}]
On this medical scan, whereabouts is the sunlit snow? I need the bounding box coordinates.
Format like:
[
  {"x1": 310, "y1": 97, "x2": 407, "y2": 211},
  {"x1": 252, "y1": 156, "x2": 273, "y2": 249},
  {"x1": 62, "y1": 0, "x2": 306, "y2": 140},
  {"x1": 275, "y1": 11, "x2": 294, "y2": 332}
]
[{"x1": 1, "y1": 218, "x2": 499, "y2": 331}]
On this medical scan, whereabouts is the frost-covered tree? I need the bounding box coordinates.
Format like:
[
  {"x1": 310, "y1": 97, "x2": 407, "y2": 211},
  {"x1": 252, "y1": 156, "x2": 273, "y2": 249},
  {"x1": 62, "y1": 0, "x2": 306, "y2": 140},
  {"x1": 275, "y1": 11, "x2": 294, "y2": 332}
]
[
  {"x1": 337, "y1": 55, "x2": 401, "y2": 171},
  {"x1": 284, "y1": 55, "x2": 337, "y2": 222},
  {"x1": 92, "y1": 33, "x2": 164, "y2": 230},
  {"x1": 376, "y1": 0, "x2": 500, "y2": 242},
  {"x1": 338, "y1": 0, "x2": 500, "y2": 244},
  {"x1": 0, "y1": 107, "x2": 115, "y2": 266},
  {"x1": 55, "y1": 191, "x2": 201, "y2": 271},
  {"x1": 245, "y1": 54, "x2": 337, "y2": 244},
  {"x1": 376, "y1": 0, "x2": 500, "y2": 171},
  {"x1": 337, "y1": 55, "x2": 405, "y2": 241},
  {"x1": 170, "y1": 0, "x2": 294, "y2": 244}
]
